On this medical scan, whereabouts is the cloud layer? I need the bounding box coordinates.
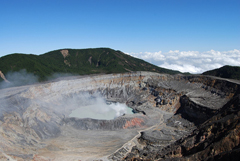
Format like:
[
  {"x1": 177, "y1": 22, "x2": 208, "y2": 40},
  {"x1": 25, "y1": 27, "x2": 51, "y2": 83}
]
[{"x1": 128, "y1": 49, "x2": 240, "y2": 74}]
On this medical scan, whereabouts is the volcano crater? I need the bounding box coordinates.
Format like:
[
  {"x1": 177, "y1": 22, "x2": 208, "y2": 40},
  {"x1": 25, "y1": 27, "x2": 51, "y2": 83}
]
[{"x1": 0, "y1": 71, "x2": 239, "y2": 161}]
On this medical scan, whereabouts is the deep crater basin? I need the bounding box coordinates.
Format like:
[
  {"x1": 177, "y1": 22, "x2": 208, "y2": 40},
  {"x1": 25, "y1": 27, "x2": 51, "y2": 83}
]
[{"x1": 0, "y1": 71, "x2": 239, "y2": 161}]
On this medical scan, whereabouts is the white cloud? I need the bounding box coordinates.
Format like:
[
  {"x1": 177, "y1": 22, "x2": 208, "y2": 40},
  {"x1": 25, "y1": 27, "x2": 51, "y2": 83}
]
[
  {"x1": 129, "y1": 51, "x2": 165, "y2": 61},
  {"x1": 127, "y1": 49, "x2": 240, "y2": 74},
  {"x1": 161, "y1": 63, "x2": 202, "y2": 73}
]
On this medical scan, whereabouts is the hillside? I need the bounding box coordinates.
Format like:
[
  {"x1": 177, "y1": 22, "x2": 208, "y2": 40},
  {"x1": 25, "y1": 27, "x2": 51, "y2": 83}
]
[
  {"x1": 202, "y1": 65, "x2": 240, "y2": 80},
  {"x1": 0, "y1": 48, "x2": 180, "y2": 83}
]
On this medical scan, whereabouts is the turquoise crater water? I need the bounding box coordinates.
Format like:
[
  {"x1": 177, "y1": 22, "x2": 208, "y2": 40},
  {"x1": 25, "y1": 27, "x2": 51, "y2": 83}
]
[{"x1": 69, "y1": 102, "x2": 134, "y2": 120}]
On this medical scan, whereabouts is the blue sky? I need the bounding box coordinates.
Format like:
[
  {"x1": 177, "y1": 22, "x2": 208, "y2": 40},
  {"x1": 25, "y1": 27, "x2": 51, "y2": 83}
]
[{"x1": 0, "y1": 0, "x2": 240, "y2": 73}]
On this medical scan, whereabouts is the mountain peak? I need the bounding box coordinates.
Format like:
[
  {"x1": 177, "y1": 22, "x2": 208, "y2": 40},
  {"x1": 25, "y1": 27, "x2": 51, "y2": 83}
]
[{"x1": 0, "y1": 48, "x2": 181, "y2": 84}]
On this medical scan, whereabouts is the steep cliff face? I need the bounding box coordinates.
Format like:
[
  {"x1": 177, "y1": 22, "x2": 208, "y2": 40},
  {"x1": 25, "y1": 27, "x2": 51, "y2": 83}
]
[
  {"x1": 124, "y1": 75, "x2": 240, "y2": 161},
  {"x1": 0, "y1": 72, "x2": 239, "y2": 161},
  {"x1": 125, "y1": 95, "x2": 240, "y2": 161}
]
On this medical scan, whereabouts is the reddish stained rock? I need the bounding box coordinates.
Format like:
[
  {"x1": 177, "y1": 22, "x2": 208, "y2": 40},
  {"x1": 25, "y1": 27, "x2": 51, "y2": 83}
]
[
  {"x1": 32, "y1": 155, "x2": 49, "y2": 161},
  {"x1": 123, "y1": 118, "x2": 145, "y2": 129}
]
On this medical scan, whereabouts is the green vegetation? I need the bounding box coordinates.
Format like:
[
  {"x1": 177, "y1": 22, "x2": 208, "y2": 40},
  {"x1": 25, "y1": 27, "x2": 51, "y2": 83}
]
[
  {"x1": 0, "y1": 48, "x2": 181, "y2": 82},
  {"x1": 202, "y1": 65, "x2": 240, "y2": 80}
]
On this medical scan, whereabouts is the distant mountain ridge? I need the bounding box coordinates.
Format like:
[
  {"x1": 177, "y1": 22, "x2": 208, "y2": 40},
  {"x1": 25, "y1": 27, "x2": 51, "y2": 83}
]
[
  {"x1": 0, "y1": 48, "x2": 180, "y2": 82},
  {"x1": 202, "y1": 65, "x2": 240, "y2": 80}
]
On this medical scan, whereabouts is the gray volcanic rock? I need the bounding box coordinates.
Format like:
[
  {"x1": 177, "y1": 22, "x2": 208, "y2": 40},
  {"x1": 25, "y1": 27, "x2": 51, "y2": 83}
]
[
  {"x1": 123, "y1": 75, "x2": 240, "y2": 161},
  {"x1": 0, "y1": 72, "x2": 239, "y2": 161}
]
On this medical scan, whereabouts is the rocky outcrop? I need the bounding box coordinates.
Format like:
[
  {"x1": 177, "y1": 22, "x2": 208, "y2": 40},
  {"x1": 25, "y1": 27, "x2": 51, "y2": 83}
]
[
  {"x1": 60, "y1": 49, "x2": 69, "y2": 58},
  {"x1": 88, "y1": 56, "x2": 92, "y2": 65},
  {"x1": 175, "y1": 95, "x2": 218, "y2": 125},
  {"x1": 124, "y1": 75, "x2": 240, "y2": 161},
  {"x1": 125, "y1": 94, "x2": 240, "y2": 161},
  {"x1": 0, "y1": 70, "x2": 9, "y2": 83}
]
